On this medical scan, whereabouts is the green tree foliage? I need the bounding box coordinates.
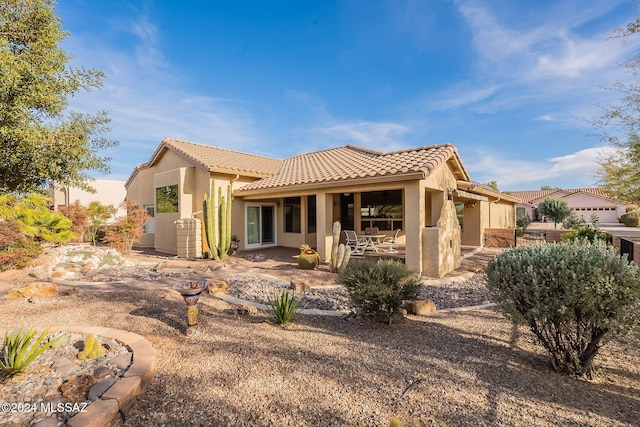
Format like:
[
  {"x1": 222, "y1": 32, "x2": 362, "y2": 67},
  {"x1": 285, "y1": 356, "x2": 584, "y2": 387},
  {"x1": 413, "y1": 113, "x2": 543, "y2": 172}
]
[
  {"x1": 340, "y1": 260, "x2": 421, "y2": 325},
  {"x1": 86, "y1": 201, "x2": 116, "y2": 245},
  {"x1": 486, "y1": 242, "x2": 640, "y2": 379},
  {"x1": 0, "y1": 193, "x2": 74, "y2": 243},
  {"x1": 0, "y1": 0, "x2": 117, "y2": 193},
  {"x1": 538, "y1": 197, "x2": 571, "y2": 229},
  {"x1": 484, "y1": 180, "x2": 499, "y2": 191},
  {"x1": 594, "y1": 14, "x2": 640, "y2": 202}
]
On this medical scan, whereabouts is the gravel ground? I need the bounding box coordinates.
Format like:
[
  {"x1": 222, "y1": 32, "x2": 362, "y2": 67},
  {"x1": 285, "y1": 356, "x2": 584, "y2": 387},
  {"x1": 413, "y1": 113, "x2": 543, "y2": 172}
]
[{"x1": 1, "y1": 248, "x2": 639, "y2": 426}]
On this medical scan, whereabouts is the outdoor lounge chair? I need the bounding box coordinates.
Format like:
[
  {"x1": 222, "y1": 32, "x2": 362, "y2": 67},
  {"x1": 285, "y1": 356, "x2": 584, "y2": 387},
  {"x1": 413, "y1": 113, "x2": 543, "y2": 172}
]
[
  {"x1": 383, "y1": 229, "x2": 401, "y2": 253},
  {"x1": 344, "y1": 230, "x2": 368, "y2": 255}
]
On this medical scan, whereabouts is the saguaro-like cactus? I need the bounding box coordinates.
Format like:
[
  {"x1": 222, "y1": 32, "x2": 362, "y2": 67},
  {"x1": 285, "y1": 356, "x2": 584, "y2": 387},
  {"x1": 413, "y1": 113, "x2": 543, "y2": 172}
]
[{"x1": 203, "y1": 181, "x2": 232, "y2": 260}]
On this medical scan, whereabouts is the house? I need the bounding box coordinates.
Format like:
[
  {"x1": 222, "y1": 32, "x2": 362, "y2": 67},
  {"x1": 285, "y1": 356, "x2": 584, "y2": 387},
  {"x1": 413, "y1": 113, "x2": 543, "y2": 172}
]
[
  {"x1": 125, "y1": 138, "x2": 517, "y2": 277},
  {"x1": 509, "y1": 188, "x2": 626, "y2": 224},
  {"x1": 48, "y1": 179, "x2": 127, "y2": 219}
]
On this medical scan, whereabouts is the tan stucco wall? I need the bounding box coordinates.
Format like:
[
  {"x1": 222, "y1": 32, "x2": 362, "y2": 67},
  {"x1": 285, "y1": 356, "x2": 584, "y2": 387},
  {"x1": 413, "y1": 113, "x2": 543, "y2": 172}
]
[
  {"x1": 422, "y1": 199, "x2": 461, "y2": 277},
  {"x1": 460, "y1": 203, "x2": 481, "y2": 246}
]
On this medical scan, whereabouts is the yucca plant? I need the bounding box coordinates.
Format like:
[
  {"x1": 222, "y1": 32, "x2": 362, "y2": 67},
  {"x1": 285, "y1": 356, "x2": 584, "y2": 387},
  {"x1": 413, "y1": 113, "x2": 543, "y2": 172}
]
[
  {"x1": 1, "y1": 327, "x2": 62, "y2": 380},
  {"x1": 267, "y1": 290, "x2": 303, "y2": 325}
]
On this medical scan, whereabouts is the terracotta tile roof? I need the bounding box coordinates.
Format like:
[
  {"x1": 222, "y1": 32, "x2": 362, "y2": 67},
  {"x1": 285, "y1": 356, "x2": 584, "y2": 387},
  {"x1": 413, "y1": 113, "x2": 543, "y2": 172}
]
[
  {"x1": 509, "y1": 188, "x2": 616, "y2": 204},
  {"x1": 236, "y1": 144, "x2": 467, "y2": 193},
  {"x1": 161, "y1": 138, "x2": 282, "y2": 177}
]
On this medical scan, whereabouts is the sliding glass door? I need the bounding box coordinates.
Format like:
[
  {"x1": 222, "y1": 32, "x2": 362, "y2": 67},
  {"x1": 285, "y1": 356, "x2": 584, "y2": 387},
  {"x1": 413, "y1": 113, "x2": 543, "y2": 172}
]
[{"x1": 245, "y1": 204, "x2": 276, "y2": 248}]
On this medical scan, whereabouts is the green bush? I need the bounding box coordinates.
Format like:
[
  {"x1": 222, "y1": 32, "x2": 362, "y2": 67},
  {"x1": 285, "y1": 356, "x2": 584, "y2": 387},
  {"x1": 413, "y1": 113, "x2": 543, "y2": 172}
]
[
  {"x1": 486, "y1": 242, "x2": 640, "y2": 379},
  {"x1": 620, "y1": 209, "x2": 640, "y2": 227},
  {"x1": 561, "y1": 223, "x2": 612, "y2": 244},
  {"x1": 340, "y1": 260, "x2": 421, "y2": 325},
  {"x1": 625, "y1": 203, "x2": 638, "y2": 212},
  {"x1": 267, "y1": 290, "x2": 302, "y2": 325},
  {"x1": 1, "y1": 327, "x2": 62, "y2": 380}
]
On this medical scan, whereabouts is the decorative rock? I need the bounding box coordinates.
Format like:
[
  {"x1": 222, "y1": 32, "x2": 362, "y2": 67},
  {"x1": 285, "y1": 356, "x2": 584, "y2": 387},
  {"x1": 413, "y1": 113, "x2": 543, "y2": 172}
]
[
  {"x1": 404, "y1": 299, "x2": 437, "y2": 316},
  {"x1": 32, "y1": 417, "x2": 59, "y2": 427},
  {"x1": 62, "y1": 286, "x2": 80, "y2": 296},
  {"x1": 88, "y1": 378, "x2": 117, "y2": 401},
  {"x1": 51, "y1": 357, "x2": 79, "y2": 377},
  {"x1": 290, "y1": 280, "x2": 311, "y2": 291},
  {"x1": 207, "y1": 278, "x2": 230, "y2": 294},
  {"x1": 94, "y1": 366, "x2": 111, "y2": 379},
  {"x1": 235, "y1": 303, "x2": 258, "y2": 316},
  {"x1": 109, "y1": 353, "x2": 132, "y2": 369},
  {"x1": 60, "y1": 375, "x2": 98, "y2": 401},
  {"x1": 6, "y1": 283, "x2": 59, "y2": 300}
]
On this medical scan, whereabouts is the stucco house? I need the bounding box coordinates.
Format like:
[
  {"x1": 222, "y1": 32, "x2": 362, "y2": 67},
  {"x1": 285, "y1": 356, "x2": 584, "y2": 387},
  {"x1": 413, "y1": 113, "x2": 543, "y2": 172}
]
[
  {"x1": 49, "y1": 179, "x2": 127, "y2": 219},
  {"x1": 125, "y1": 138, "x2": 517, "y2": 277},
  {"x1": 509, "y1": 188, "x2": 626, "y2": 224}
]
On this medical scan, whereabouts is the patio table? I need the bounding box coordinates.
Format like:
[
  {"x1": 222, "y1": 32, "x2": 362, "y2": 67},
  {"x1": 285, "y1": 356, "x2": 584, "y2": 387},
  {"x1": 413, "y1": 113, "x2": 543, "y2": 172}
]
[{"x1": 357, "y1": 234, "x2": 385, "y2": 252}]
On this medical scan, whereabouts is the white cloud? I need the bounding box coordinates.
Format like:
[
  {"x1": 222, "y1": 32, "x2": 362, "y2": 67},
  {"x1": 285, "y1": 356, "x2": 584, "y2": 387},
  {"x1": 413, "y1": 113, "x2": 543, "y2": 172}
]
[
  {"x1": 463, "y1": 146, "x2": 616, "y2": 189},
  {"x1": 319, "y1": 122, "x2": 410, "y2": 151}
]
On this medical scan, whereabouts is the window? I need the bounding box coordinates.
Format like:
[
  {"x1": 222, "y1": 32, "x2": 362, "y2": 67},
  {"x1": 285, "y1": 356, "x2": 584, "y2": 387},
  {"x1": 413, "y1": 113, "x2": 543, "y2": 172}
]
[
  {"x1": 360, "y1": 190, "x2": 402, "y2": 231},
  {"x1": 307, "y1": 195, "x2": 316, "y2": 233},
  {"x1": 156, "y1": 185, "x2": 178, "y2": 213},
  {"x1": 284, "y1": 197, "x2": 301, "y2": 233},
  {"x1": 455, "y1": 203, "x2": 464, "y2": 231},
  {"x1": 143, "y1": 205, "x2": 155, "y2": 234}
]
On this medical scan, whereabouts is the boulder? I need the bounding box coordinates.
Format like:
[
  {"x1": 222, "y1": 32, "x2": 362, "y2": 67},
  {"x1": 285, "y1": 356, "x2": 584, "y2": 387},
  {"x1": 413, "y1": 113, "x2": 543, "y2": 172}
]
[
  {"x1": 235, "y1": 304, "x2": 258, "y2": 316},
  {"x1": 207, "y1": 278, "x2": 229, "y2": 294},
  {"x1": 404, "y1": 299, "x2": 437, "y2": 316},
  {"x1": 6, "y1": 283, "x2": 59, "y2": 300},
  {"x1": 290, "y1": 280, "x2": 311, "y2": 291}
]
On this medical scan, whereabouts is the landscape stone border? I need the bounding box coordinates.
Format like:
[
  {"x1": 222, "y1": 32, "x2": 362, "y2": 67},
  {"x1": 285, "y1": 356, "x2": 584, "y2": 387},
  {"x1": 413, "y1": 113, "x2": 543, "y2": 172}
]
[{"x1": 0, "y1": 325, "x2": 156, "y2": 427}]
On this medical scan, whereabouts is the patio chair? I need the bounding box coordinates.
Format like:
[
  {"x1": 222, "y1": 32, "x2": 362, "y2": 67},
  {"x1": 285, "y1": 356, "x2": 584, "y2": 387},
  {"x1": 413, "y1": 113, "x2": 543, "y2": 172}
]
[
  {"x1": 344, "y1": 230, "x2": 368, "y2": 255},
  {"x1": 383, "y1": 229, "x2": 401, "y2": 253}
]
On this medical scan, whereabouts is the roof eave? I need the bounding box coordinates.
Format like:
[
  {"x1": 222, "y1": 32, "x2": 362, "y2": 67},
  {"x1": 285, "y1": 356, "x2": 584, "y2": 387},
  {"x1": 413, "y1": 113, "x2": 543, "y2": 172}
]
[{"x1": 235, "y1": 171, "x2": 426, "y2": 198}]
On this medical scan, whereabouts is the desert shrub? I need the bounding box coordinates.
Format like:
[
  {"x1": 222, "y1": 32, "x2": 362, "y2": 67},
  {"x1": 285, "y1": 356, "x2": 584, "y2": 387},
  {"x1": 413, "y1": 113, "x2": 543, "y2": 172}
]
[
  {"x1": 562, "y1": 223, "x2": 612, "y2": 244},
  {"x1": 625, "y1": 203, "x2": 638, "y2": 212},
  {"x1": 620, "y1": 209, "x2": 640, "y2": 227},
  {"x1": 516, "y1": 213, "x2": 532, "y2": 230},
  {"x1": 0, "y1": 241, "x2": 41, "y2": 271},
  {"x1": 59, "y1": 201, "x2": 89, "y2": 243},
  {"x1": 104, "y1": 199, "x2": 148, "y2": 255},
  {"x1": 562, "y1": 212, "x2": 585, "y2": 229},
  {"x1": 0, "y1": 221, "x2": 25, "y2": 250},
  {"x1": 486, "y1": 242, "x2": 640, "y2": 379},
  {"x1": 340, "y1": 259, "x2": 421, "y2": 325},
  {"x1": 0, "y1": 221, "x2": 41, "y2": 271},
  {"x1": 267, "y1": 290, "x2": 302, "y2": 325}
]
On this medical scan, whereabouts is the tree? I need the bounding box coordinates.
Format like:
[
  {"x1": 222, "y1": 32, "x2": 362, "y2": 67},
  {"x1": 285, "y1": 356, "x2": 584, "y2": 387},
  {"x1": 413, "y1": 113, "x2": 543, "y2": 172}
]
[
  {"x1": 104, "y1": 199, "x2": 148, "y2": 255},
  {"x1": 86, "y1": 201, "x2": 116, "y2": 245},
  {"x1": 594, "y1": 14, "x2": 640, "y2": 202},
  {"x1": 538, "y1": 197, "x2": 571, "y2": 229},
  {"x1": 0, "y1": 0, "x2": 117, "y2": 194},
  {"x1": 540, "y1": 185, "x2": 561, "y2": 190},
  {"x1": 484, "y1": 180, "x2": 499, "y2": 191},
  {"x1": 59, "y1": 201, "x2": 89, "y2": 243}
]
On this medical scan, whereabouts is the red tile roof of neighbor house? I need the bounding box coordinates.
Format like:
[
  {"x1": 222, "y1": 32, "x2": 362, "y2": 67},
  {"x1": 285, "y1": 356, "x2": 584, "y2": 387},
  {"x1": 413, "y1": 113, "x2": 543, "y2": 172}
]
[
  {"x1": 508, "y1": 188, "x2": 616, "y2": 204},
  {"x1": 235, "y1": 144, "x2": 469, "y2": 193}
]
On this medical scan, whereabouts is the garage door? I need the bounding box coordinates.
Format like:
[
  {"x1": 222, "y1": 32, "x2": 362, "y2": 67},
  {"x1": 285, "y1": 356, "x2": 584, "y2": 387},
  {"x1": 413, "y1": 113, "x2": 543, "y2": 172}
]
[{"x1": 572, "y1": 207, "x2": 619, "y2": 223}]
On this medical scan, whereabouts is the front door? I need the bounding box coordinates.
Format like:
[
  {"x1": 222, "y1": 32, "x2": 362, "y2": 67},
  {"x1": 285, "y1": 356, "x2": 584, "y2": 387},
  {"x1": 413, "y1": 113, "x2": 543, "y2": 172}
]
[{"x1": 246, "y1": 204, "x2": 276, "y2": 248}]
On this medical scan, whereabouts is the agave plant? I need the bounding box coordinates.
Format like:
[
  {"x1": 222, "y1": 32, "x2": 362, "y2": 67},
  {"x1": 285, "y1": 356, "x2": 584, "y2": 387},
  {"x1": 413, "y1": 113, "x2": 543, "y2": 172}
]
[
  {"x1": 1, "y1": 327, "x2": 62, "y2": 380},
  {"x1": 267, "y1": 290, "x2": 303, "y2": 325}
]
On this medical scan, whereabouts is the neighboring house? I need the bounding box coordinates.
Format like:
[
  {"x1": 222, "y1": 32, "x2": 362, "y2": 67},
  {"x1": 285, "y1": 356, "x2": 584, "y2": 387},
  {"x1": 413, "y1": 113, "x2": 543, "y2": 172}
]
[
  {"x1": 509, "y1": 188, "x2": 626, "y2": 224},
  {"x1": 49, "y1": 179, "x2": 127, "y2": 219},
  {"x1": 125, "y1": 138, "x2": 517, "y2": 277}
]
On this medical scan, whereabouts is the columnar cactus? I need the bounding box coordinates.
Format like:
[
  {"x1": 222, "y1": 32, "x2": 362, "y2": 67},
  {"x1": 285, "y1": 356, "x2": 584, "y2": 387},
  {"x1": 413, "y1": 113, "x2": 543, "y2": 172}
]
[
  {"x1": 329, "y1": 220, "x2": 351, "y2": 273},
  {"x1": 203, "y1": 181, "x2": 232, "y2": 260}
]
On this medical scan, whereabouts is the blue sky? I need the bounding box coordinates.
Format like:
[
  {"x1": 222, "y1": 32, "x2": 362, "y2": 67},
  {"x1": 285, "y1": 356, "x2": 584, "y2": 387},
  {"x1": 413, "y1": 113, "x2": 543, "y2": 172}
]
[{"x1": 57, "y1": 0, "x2": 640, "y2": 191}]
